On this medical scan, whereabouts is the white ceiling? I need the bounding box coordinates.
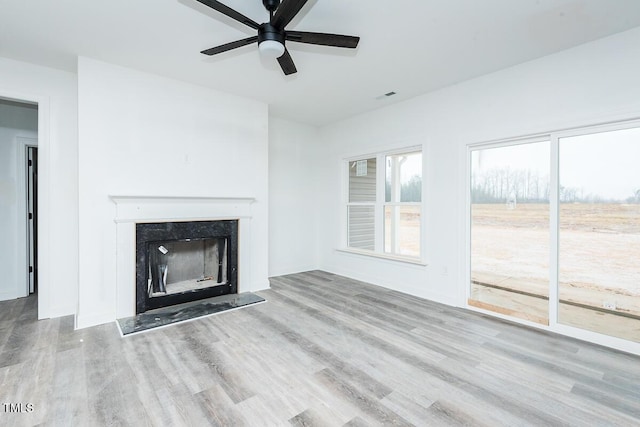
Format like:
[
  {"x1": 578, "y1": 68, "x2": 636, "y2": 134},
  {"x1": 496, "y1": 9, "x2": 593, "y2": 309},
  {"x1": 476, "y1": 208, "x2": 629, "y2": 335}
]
[{"x1": 2, "y1": 0, "x2": 640, "y2": 125}]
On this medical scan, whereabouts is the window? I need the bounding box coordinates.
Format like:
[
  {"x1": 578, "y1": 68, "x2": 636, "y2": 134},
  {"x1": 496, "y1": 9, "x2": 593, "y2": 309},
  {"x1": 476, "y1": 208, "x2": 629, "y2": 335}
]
[
  {"x1": 384, "y1": 151, "x2": 422, "y2": 257},
  {"x1": 347, "y1": 157, "x2": 376, "y2": 250},
  {"x1": 346, "y1": 149, "x2": 423, "y2": 261}
]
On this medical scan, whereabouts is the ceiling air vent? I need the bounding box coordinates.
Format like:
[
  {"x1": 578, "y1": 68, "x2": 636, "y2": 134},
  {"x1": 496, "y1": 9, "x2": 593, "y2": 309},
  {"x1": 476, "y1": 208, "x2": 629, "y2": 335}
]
[{"x1": 375, "y1": 91, "x2": 397, "y2": 100}]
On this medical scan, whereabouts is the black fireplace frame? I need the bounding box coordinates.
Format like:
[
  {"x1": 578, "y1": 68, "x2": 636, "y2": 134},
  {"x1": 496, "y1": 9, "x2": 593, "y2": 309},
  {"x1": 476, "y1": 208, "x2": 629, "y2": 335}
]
[{"x1": 135, "y1": 220, "x2": 238, "y2": 314}]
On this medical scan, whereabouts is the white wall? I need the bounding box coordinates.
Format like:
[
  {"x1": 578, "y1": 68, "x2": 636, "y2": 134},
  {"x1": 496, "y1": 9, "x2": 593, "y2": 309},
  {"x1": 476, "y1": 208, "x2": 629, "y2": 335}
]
[
  {"x1": 77, "y1": 57, "x2": 270, "y2": 328},
  {"x1": 0, "y1": 57, "x2": 78, "y2": 318},
  {"x1": 0, "y1": 101, "x2": 37, "y2": 301},
  {"x1": 3, "y1": 24, "x2": 639, "y2": 329},
  {"x1": 315, "y1": 27, "x2": 640, "y2": 306},
  {"x1": 268, "y1": 116, "x2": 319, "y2": 276}
]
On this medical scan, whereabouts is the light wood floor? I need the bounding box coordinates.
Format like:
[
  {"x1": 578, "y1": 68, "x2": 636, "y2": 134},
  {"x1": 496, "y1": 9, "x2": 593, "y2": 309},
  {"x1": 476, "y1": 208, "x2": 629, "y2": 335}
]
[{"x1": 1, "y1": 271, "x2": 639, "y2": 426}]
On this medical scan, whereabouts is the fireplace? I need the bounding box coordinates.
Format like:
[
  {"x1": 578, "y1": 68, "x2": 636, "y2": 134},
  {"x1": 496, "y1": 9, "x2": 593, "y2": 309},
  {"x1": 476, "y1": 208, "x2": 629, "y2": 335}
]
[{"x1": 136, "y1": 220, "x2": 238, "y2": 314}]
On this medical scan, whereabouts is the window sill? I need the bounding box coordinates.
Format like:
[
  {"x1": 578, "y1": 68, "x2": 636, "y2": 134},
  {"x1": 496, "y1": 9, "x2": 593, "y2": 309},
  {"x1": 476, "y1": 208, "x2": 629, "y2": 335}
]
[{"x1": 336, "y1": 248, "x2": 428, "y2": 266}]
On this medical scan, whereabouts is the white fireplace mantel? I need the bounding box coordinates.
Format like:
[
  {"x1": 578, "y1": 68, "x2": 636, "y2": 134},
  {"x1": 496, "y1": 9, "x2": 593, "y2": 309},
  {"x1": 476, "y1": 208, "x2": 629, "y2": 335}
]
[
  {"x1": 109, "y1": 195, "x2": 256, "y2": 319},
  {"x1": 109, "y1": 195, "x2": 256, "y2": 223}
]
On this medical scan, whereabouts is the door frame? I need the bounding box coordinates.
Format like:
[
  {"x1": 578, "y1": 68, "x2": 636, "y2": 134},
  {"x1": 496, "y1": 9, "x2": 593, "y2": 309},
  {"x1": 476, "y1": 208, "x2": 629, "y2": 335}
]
[
  {"x1": 16, "y1": 137, "x2": 37, "y2": 298},
  {"x1": 1, "y1": 90, "x2": 50, "y2": 319},
  {"x1": 465, "y1": 119, "x2": 640, "y2": 356},
  {"x1": 27, "y1": 145, "x2": 38, "y2": 294},
  {"x1": 464, "y1": 134, "x2": 551, "y2": 325}
]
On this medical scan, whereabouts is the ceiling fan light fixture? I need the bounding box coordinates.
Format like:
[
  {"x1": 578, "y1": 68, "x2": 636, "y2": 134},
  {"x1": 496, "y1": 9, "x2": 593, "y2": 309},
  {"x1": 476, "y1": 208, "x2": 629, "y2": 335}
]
[
  {"x1": 258, "y1": 40, "x2": 285, "y2": 58},
  {"x1": 194, "y1": 0, "x2": 360, "y2": 75}
]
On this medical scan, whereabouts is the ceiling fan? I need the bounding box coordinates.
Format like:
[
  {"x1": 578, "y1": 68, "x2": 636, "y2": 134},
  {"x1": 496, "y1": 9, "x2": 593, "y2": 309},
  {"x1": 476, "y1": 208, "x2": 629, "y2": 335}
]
[{"x1": 195, "y1": 0, "x2": 360, "y2": 75}]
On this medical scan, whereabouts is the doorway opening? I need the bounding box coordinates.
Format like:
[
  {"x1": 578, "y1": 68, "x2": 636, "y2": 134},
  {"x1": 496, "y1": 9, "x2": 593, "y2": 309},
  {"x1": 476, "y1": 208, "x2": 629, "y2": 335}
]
[{"x1": 0, "y1": 98, "x2": 38, "y2": 305}]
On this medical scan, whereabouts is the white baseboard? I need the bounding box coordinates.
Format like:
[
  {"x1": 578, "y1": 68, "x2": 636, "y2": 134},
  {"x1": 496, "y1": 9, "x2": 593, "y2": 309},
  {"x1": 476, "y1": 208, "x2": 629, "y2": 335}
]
[
  {"x1": 75, "y1": 311, "x2": 116, "y2": 330},
  {"x1": 48, "y1": 304, "x2": 76, "y2": 319},
  {"x1": 320, "y1": 263, "x2": 458, "y2": 308},
  {"x1": 0, "y1": 291, "x2": 20, "y2": 302},
  {"x1": 268, "y1": 264, "x2": 318, "y2": 278},
  {"x1": 245, "y1": 278, "x2": 270, "y2": 293}
]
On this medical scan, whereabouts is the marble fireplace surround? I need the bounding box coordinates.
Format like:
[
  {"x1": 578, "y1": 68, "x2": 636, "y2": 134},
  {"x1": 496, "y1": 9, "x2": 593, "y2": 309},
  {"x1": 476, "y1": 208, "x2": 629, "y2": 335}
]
[{"x1": 110, "y1": 195, "x2": 255, "y2": 319}]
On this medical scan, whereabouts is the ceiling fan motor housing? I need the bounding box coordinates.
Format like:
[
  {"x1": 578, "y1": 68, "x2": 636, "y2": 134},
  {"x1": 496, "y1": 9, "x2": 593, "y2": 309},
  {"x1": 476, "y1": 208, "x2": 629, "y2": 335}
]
[{"x1": 258, "y1": 23, "x2": 285, "y2": 45}]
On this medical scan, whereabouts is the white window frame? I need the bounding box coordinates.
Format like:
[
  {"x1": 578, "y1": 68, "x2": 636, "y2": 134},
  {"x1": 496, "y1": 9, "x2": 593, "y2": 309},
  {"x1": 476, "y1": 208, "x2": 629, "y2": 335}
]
[{"x1": 343, "y1": 145, "x2": 425, "y2": 264}]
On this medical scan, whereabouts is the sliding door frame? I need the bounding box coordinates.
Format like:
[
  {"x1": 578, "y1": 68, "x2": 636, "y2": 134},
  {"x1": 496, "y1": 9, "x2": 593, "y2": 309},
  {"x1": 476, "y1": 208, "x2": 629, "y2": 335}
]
[
  {"x1": 465, "y1": 119, "x2": 640, "y2": 355},
  {"x1": 465, "y1": 134, "x2": 551, "y2": 325}
]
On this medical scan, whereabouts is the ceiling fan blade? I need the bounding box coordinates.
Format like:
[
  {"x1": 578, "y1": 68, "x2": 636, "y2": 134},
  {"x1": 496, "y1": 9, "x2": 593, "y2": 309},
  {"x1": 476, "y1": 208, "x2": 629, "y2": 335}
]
[
  {"x1": 195, "y1": 0, "x2": 260, "y2": 30},
  {"x1": 201, "y1": 36, "x2": 258, "y2": 55},
  {"x1": 272, "y1": 0, "x2": 309, "y2": 29},
  {"x1": 277, "y1": 49, "x2": 297, "y2": 75},
  {"x1": 286, "y1": 31, "x2": 360, "y2": 48}
]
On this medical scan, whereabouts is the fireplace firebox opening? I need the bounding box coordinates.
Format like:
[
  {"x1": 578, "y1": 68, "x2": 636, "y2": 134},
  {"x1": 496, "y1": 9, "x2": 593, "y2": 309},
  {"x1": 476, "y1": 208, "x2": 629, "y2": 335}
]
[{"x1": 136, "y1": 220, "x2": 238, "y2": 314}]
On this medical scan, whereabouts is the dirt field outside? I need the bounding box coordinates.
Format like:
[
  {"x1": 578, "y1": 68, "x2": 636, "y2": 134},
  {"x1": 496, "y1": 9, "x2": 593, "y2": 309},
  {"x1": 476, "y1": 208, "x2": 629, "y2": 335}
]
[
  {"x1": 471, "y1": 203, "x2": 640, "y2": 320},
  {"x1": 384, "y1": 209, "x2": 420, "y2": 257}
]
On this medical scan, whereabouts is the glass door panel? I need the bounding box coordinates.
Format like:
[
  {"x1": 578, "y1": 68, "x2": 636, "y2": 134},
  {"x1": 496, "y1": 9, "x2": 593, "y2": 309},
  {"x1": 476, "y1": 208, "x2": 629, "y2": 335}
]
[
  {"x1": 559, "y1": 127, "x2": 640, "y2": 342},
  {"x1": 470, "y1": 141, "x2": 550, "y2": 324}
]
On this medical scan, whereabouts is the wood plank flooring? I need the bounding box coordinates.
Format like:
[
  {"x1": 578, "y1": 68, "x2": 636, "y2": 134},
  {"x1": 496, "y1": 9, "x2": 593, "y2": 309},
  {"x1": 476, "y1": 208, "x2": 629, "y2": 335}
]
[{"x1": 1, "y1": 270, "x2": 639, "y2": 426}]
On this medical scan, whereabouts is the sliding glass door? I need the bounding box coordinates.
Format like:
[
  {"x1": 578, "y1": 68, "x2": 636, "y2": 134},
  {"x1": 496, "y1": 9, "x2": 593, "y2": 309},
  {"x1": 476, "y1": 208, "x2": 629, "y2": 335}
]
[
  {"x1": 469, "y1": 122, "x2": 640, "y2": 346},
  {"x1": 469, "y1": 141, "x2": 550, "y2": 324},
  {"x1": 558, "y1": 127, "x2": 640, "y2": 342}
]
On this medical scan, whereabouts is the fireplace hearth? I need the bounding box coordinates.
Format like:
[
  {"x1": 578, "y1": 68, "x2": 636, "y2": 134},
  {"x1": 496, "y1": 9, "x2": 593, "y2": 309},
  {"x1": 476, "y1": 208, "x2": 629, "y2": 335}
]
[{"x1": 136, "y1": 220, "x2": 238, "y2": 314}]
